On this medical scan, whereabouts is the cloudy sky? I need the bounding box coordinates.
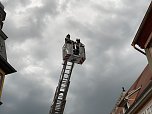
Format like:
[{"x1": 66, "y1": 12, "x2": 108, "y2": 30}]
[{"x1": 0, "y1": 0, "x2": 151, "y2": 114}]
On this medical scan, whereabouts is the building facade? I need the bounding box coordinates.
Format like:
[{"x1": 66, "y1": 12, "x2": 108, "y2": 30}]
[
  {"x1": 0, "y1": 2, "x2": 16, "y2": 105},
  {"x1": 111, "y1": 1, "x2": 152, "y2": 114},
  {"x1": 111, "y1": 65, "x2": 152, "y2": 114}
]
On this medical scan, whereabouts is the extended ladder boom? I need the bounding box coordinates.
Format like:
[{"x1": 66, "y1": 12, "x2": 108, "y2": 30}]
[
  {"x1": 49, "y1": 61, "x2": 74, "y2": 114},
  {"x1": 49, "y1": 34, "x2": 86, "y2": 114}
]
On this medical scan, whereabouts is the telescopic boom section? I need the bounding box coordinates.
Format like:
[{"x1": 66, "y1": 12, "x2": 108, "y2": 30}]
[
  {"x1": 49, "y1": 34, "x2": 86, "y2": 114},
  {"x1": 49, "y1": 61, "x2": 74, "y2": 114}
]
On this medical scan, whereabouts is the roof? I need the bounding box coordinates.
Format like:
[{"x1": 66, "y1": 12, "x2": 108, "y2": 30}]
[
  {"x1": 128, "y1": 65, "x2": 152, "y2": 98},
  {"x1": 0, "y1": 55, "x2": 16, "y2": 75},
  {"x1": 110, "y1": 91, "x2": 126, "y2": 113},
  {"x1": 132, "y1": 1, "x2": 152, "y2": 49},
  {"x1": 118, "y1": 64, "x2": 152, "y2": 107},
  {"x1": 125, "y1": 81, "x2": 152, "y2": 114}
]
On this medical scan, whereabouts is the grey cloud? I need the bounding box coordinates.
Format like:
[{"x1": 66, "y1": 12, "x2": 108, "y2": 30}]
[
  {"x1": 0, "y1": 0, "x2": 151, "y2": 114},
  {"x1": 2, "y1": 0, "x2": 31, "y2": 10},
  {"x1": 0, "y1": 71, "x2": 53, "y2": 114},
  {"x1": 67, "y1": 54, "x2": 147, "y2": 114},
  {"x1": 3, "y1": 0, "x2": 59, "y2": 43}
]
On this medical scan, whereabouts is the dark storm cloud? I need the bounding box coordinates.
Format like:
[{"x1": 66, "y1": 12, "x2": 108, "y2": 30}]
[
  {"x1": 3, "y1": 0, "x2": 31, "y2": 9},
  {"x1": 0, "y1": 0, "x2": 151, "y2": 114},
  {"x1": 0, "y1": 1, "x2": 61, "y2": 114},
  {"x1": 62, "y1": 7, "x2": 133, "y2": 51},
  {"x1": 0, "y1": 73, "x2": 51, "y2": 114},
  {"x1": 3, "y1": 0, "x2": 59, "y2": 42},
  {"x1": 55, "y1": 1, "x2": 150, "y2": 114},
  {"x1": 67, "y1": 47, "x2": 147, "y2": 114}
]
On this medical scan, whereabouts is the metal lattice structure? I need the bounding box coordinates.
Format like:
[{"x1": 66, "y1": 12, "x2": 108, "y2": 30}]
[
  {"x1": 49, "y1": 61, "x2": 74, "y2": 114},
  {"x1": 49, "y1": 34, "x2": 86, "y2": 114}
]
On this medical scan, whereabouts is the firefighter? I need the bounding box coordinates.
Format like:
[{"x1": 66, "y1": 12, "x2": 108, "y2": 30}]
[
  {"x1": 65, "y1": 34, "x2": 71, "y2": 43},
  {"x1": 74, "y1": 39, "x2": 80, "y2": 55}
]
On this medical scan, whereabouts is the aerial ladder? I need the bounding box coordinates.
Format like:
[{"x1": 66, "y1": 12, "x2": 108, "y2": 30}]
[{"x1": 49, "y1": 34, "x2": 86, "y2": 114}]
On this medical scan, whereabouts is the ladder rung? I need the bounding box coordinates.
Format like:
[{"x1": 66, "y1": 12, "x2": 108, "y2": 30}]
[
  {"x1": 63, "y1": 77, "x2": 69, "y2": 80},
  {"x1": 55, "y1": 105, "x2": 61, "y2": 108},
  {"x1": 59, "y1": 91, "x2": 64, "y2": 93},
  {"x1": 58, "y1": 97, "x2": 63, "y2": 100},
  {"x1": 62, "y1": 78, "x2": 68, "y2": 81},
  {"x1": 60, "y1": 87, "x2": 66, "y2": 90},
  {"x1": 60, "y1": 84, "x2": 66, "y2": 87},
  {"x1": 60, "y1": 86, "x2": 66, "y2": 90},
  {"x1": 57, "y1": 98, "x2": 63, "y2": 101},
  {"x1": 61, "y1": 81, "x2": 67, "y2": 83},
  {"x1": 61, "y1": 81, "x2": 67, "y2": 84},
  {"x1": 65, "y1": 69, "x2": 71, "y2": 70},
  {"x1": 62, "y1": 81, "x2": 67, "y2": 83},
  {"x1": 67, "y1": 64, "x2": 72, "y2": 66},
  {"x1": 63, "y1": 77, "x2": 68, "y2": 80},
  {"x1": 55, "y1": 109, "x2": 61, "y2": 112},
  {"x1": 56, "y1": 102, "x2": 62, "y2": 105},
  {"x1": 64, "y1": 73, "x2": 69, "y2": 75},
  {"x1": 56, "y1": 100, "x2": 62, "y2": 102},
  {"x1": 55, "y1": 108, "x2": 61, "y2": 111},
  {"x1": 61, "y1": 83, "x2": 67, "y2": 85}
]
